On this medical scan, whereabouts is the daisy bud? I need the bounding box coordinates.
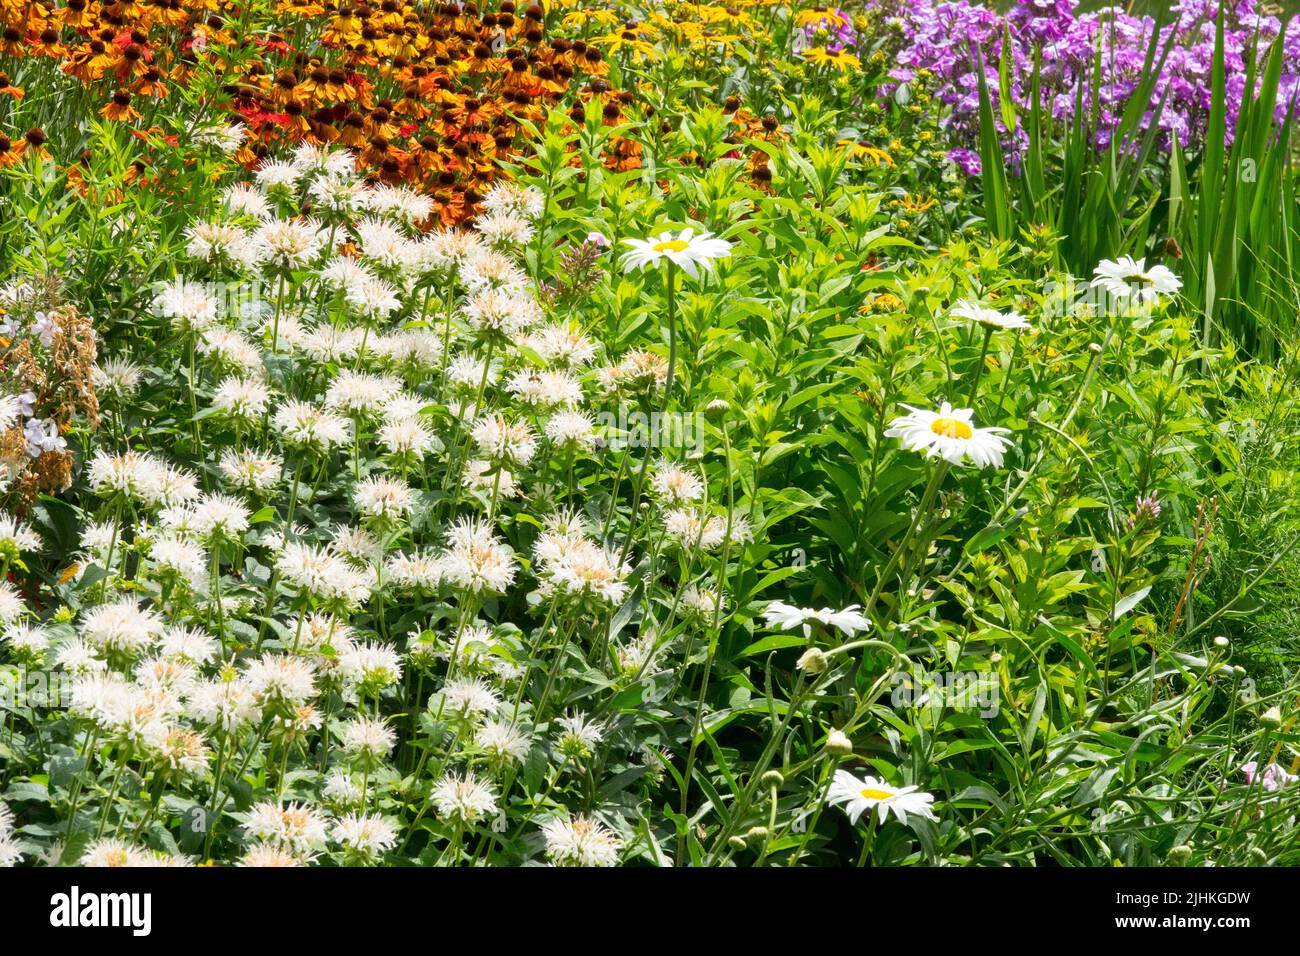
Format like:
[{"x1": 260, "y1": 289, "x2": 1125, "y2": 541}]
[
  {"x1": 825, "y1": 728, "x2": 853, "y2": 757},
  {"x1": 1166, "y1": 845, "x2": 1192, "y2": 866},
  {"x1": 1213, "y1": 636, "x2": 1230, "y2": 650},
  {"x1": 1249, "y1": 847, "x2": 1268, "y2": 866},
  {"x1": 728, "y1": 836, "x2": 748, "y2": 851},
  {"x1": 744, "y1": 826, "x2": 769, "y2": 845},
  {"x1": 797, "y1": 647, "x2": 827, "y2": 674},
  {"x1": 1088, "y1": 342, "x2": 1103, "y2": 354},
  {"x1": 760, "y1": 770, "x2": 784, "y2": 789},
  {"x1": 1260, "y1": 706, "x2": 1283, "y2": 729},
  {"x1": 704, "y1": 398, "x2": 729, "y2": 422}
]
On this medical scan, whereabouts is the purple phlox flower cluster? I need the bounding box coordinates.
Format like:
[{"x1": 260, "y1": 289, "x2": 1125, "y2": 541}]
[{"x1": 870, "y1": 0, "x2": 1298, "y2": 174}]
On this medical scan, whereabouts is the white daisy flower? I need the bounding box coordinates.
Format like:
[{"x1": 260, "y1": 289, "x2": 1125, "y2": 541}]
[
  {"x1": 1091, "y1": 256, "x2": 1182, "y2": 304},
  {"x1": 621, "y1": 227, "x2": 732, "y2": 278},
  {"x1": 951, "y1": 298, "x2": 1032, "y2": 331},
  {"x1": 885, "y1": 402, "x2": 1011, "y2": 468},
  {"x1": 826, "y1": 769, "x2": 938, "y2": 825}
]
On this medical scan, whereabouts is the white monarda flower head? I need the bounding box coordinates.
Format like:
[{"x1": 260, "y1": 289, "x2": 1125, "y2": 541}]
[
  {"x1": 379, "y1": 417, "x2": 436, "y2": 458},
  {"x1": 273, "y1": 400, "x2": 352, "y2": 452},
  {"x1": 148, "y1": 535, "x2": 207, "y2": 584},
  {"x1": 0, "y1": 581, "x2": 25, "y2": 627},
  {"x1": 189, "y1": 493, "x2": 252, "y2": 542},
  {"x1": 92, "y1": 356, "x2": 143, "y2": 401},
  {"x1": 662, "y1": 507, "x2": 749, "y2": 551},
  {"x1": 621, "y1": 227, "x2": 732, "y2": 277},
  {"x1": 345, "y1": 274, "x2": 402, "y2": 321},
  {"x1": 385, "y1": 549, "x2": 443, "y2": 592},
  {"x1": 211, "y1": 376, "x2": 271, "y2": 421},
  {"x1": 358, "y1": 182, "x2": 433, "y2": 224},
  {"x1": 437, "y1": 676, "x2": 501, "y2": 720},
  {"x1": 506, "y1": 368, "x2": 584, "y2": 408},
  {"x1": 292, "y1": 141, "x2": 356, "y2": 178},
  {"x1": 437, "y1": 517, "x2": 518, "y2": 594},
  {"x1": 1091, "y1": 256, "x2": 1182, "y2": 304},
  {"x1": 338, "y1": 642, "x2": 404, "y2": 694},
  {"x1": 187, "y1": 677, "x2": 256, "y2": 733},
  {"x1": 157, "y1": 625, "x2": 220, "y2": 663},
  {"x1": 4, "y1": 621, "x2": 50, "y2": 658},
  {"x1": 193, "y1": 122, "x2": 245, "y2": 156},
  {"x1": 462, "y1": 286, "x2": 542, "y2": 337},
  {"x1": 340, "y1": 715, "x2": 397, "y2": 765},
  {"x1": 544, "y1": 409, "x2": 597, "y2": 451},
  {"x1": 332, "y1": 813, "x2": 398, "y2": 859},
  {"x1": 355, "y1": 216, "x2": 416, "y2": 268},
  {"x1": 826, "y1": 769, "x2": 938, "y2": 825},
  {"x1": 219, "y1": 449, "x2": 282, "y2": 494},
  {"x1": 253, "y1": 157, "x2": 302, "y2": 193},
  {"x1": 87, "y1": 450, "x2": 166, "y2": 504},
  {"x1": 885, "y1": 402, "x2": 1011, "y2": 468},
  {"x1": 430, "y1": 772, "x2": 497, "y2": 824},
  {"x1": 246, "y1": 802, "x2": 330, "y2": 856},
  {"x1": 463, "y1": 459, "x2": 517, "y2": 499},
  {"x1": 535, "y1": 532, "x2": 630, "y2": 607},
  {"x1": 254, "y1": 218, "x2": 325, "y2": 270},
  {"x1": 200, "y1": 326, "x2": 265, "y2": 377},
  {"x1": 309, "y1": 174, "x2": 365, "y2": 215},
  {"x1": 554, "y1": 711, "x2": 604, "y2": 761},
  {"x1": 276, "y1": 541, "x2": 371, "y2": 608},
  {"x1": 241, "y1": 654, "x2": 318, "y2": 710},
  {"x1": 525, "y1": 321, "x2": 598, "y2": 367},
  {"x1": 152, "y1": 277, "x2": 218, "y2": 333},
  {"x1": 445, "y1": 354, "x2": 500, "y2": 392},
  {"x1": 651, "y1": 460, "x2": 704, "y2": 503},
  {"x1": 332, "y1": 526, "x2": 383, "y2": 567},
  {"x1": 474, "y1": 211, "x2": 535, "y2": 249},
  {"x1": 542, "y1": 814, "x2": 622, "y2": 867},
  {"x1": 185, "y1": 222, "x2": 259, "y2": 270},
  {"x1": 222, "y1": 182, "x2": 272, "y2": 220},
  {"x1": 0, "y1": 514, "x2": 40, "y2": 555},
  {"x1": 471, "y1": 413, "x2": 537, "y2": 466},
  {"x1": 80, "y1": 599, "x2": 165, "y2": 657},
  {"x1": 325, "y1": 370, "x2": 403, "y2": 418},
  {"x1": 352, "y1": 475, "x2": 414, "y2": 522},
  {"x1": 240, "y1": 844, "x2": 302, "y2": 867},
  {"x1": 481, "y1": 181, "x2": 544, "y2": 220},
  {"x1": 475, "y1": 720, "x2": 530, "y2": 765},
  {"x1": 951, "y1": 298, "x2": 1032, "y2": 331}
]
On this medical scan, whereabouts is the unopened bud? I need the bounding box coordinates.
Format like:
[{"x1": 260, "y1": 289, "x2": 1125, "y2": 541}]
[
  {"x1": 825, "y1": 729, "x2": 853, "y2": 757},
  {"x1": 797, "y1": 648, "x2": 827, "y2": 674},
  {"x1": 1166, "y1": 845, "x2": 1193, "y2": 866},
  {"x1": 1260, "y1": 706, "x2": 1283, "y2": 729},
  {"x1": 759, "y1": 770, "x2": 784, "y2": 789}
]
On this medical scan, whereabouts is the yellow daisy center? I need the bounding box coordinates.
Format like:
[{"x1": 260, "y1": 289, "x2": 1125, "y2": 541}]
[
  {"x1": 860, "y1": 787, "x2": 894, "y2": 801},
  {"x1": 930, "y1": 417, "x2": 972, "y2": 440},
  {"x1": 653, "y1": 239, "x2": 690, "y2": 253}
]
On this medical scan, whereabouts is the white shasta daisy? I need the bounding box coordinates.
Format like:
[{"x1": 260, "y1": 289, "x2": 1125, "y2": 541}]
[
  {"x1": 827, "y1": 769, "x2": 938, "y2": 825},
  {"x1": 885, "y1": 402, "x2": 1011, "y2": 468},
  {"x1": 620, "y1": 227, "x2": 732, "y2": 278},
  {"x1": 1091, "y1": 256, "x2": 1182, "y2": 304}
]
